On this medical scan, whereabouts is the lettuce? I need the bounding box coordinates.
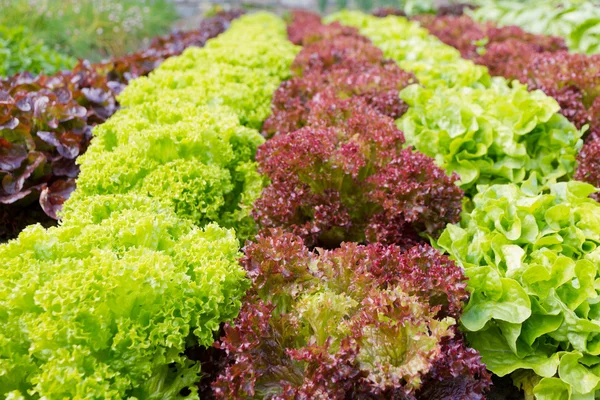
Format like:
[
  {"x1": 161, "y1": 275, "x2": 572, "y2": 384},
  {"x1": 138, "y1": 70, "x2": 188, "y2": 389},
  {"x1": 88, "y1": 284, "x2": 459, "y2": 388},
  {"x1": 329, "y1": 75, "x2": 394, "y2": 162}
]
[
  {"x1": 0, "y1": 194, "x2": 249, "y2": 398},
  {"x1": 399, "y1": 80, "x2": 583, "y2": 195},
  {"x1": 214, "y1": 229, "x2": 491, "y2": 399},
  {"x1": 254, "y1": 14, "x2": 462, "y2": 248},
  {"x1": 325, "y1": 11, "x2": 491, "y2": 89},
  {"x1": 437, "y1": 179, "x2": 600, "y2": 399},
  {"x1": 415, "y1": 14, "x2": 566, "y2": 61},
  {"x1": 67, "y1": 103, "x2": 265, "y2": 241},
  {"x1": 118, "y1": 13, "x2": 299, "y2": 130},
  {"x1": 417, "y1": 13, "x2": 600, "y2": 142}
]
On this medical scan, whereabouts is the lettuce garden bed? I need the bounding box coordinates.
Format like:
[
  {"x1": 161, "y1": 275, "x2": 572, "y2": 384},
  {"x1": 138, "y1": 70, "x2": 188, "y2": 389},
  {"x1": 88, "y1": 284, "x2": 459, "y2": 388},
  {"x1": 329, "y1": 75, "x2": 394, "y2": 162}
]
[{"x1": 1, "y1": 3, "x2": 600, "y2": 400}]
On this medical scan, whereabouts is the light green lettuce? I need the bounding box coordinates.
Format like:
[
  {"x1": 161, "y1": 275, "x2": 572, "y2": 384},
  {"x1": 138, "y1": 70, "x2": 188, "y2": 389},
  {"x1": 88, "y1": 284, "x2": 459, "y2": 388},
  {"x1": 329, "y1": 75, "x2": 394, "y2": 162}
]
[
  {"x1": 399, "y1": 80, "x2": 583, "y2": 195},
  {"x1": 119, "y1": 13, "x2": 299, "y2": 129},
  {"x1": 66, "y1": 104, "x2": 266, "y2": 241},
  {"x1": 437, "y1": 179, "x2": 600, "y2": 399},
  {"x1": 66, "y1": 12, "x2": 299, "y2": 241},
  {"x1": 0, "y1": 194, "x2": 249, "y2": 399}
]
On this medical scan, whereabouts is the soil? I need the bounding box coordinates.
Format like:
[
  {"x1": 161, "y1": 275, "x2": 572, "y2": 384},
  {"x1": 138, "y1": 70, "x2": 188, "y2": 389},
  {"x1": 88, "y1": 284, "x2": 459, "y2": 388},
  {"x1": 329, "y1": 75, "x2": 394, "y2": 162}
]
[{"x1": 488, "y1": 375, "x2": 525, "y2": 400}]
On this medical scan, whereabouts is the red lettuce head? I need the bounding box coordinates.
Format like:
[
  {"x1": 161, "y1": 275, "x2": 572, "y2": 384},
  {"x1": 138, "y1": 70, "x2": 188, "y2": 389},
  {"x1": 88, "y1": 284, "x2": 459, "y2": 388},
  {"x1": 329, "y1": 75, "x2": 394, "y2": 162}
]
[{"x1": 213, "y1": 230, "x2": 490, "y2": 399}]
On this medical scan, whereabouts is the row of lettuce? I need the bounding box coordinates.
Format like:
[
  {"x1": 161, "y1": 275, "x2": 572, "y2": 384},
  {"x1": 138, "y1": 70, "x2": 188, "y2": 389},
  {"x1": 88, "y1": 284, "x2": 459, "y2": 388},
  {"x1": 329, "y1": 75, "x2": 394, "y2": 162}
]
[
  {"x1": 213, "y1": 11, "x2": 492, "y2": 398},
  {"x1": 0, "y1": 10, "x2": 242, "y2": 240},
  {"x1": 328, "y1": 10, "x2": 600, "y2": 399},
  {"x1": 415, "y1": 11, "x2": 600, "y2": 203},
  {"x1": 0, "y1": 13, "x2": 299, "y2": 399}
]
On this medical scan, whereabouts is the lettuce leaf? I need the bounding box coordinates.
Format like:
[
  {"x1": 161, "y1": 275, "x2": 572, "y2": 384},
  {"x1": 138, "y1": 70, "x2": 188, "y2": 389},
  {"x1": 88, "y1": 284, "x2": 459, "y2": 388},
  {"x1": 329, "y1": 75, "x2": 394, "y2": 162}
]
[{"x1": 66, "y1": 103, "x2": 266, "y2": 241}]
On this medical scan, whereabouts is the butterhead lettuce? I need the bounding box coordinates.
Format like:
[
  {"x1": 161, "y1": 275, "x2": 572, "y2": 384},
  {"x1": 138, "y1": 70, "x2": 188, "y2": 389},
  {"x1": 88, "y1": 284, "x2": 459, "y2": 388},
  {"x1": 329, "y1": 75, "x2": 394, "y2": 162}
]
[{"x1": 437, "y1": 179, "x2": 600, "y2": 399}]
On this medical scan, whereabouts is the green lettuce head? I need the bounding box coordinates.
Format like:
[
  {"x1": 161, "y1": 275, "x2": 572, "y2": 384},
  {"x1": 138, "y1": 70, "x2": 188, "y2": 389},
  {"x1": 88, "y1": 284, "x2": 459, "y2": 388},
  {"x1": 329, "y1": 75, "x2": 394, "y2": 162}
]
[{"x1": 437, "y1": 178, "x2": 600, "y2": 399}]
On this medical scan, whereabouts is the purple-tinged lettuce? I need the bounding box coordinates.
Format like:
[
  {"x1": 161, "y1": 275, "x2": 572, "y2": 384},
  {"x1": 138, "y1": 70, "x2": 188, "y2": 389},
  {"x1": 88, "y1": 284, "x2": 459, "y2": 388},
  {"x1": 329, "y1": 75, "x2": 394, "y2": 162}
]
[
  {"x1": 291, "y1": 34, "x2": 384, "y2": 77},
  {"x1": 372, "y1": 7, "x2": 407, "y2": 18},
  {"x1": 256, "y1": 97, "x2": 462, "y2": 248},
  {"x1": 264, "y1": 12, "x2": 417, "y2": 138},
  {"x1": 416, "y1": 15, "x2": 566, "y2": 61},
  {"x1": 213, "y1": 229, "x2": 490, "y2": 399},
  {"x1": 263, "y1": 61, "x2": 416, "y2": 137},
  {"x1": 575, "y1": 139, "x2": 600, "y2": 201}
]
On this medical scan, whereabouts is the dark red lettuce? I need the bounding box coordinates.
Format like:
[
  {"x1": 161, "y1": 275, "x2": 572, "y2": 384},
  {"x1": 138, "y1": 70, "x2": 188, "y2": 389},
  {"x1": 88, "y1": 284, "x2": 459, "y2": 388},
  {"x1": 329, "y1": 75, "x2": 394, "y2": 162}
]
[
  {"x1": 575, "y1": 140, "x2": 600, "y2": 201},
  {"x1": 213, "y1": 230, "x2": 490, "y2": 399},
  {"x1": 257, "y1": 11, "x2": 461, "y2": 249},
  {"x1": 372, "y1": 8, "x2": 408, "y2": 18},
  {"x1": 256, "y1": 96, "x2": 462, "y2": 249},
  {"x1": 436, "y1": 4, "x2": 478, "y2": 17},
  {"x1": 265, "y1": 11, "x2": 416, "y2": 138},
  {"x1": 415, "y1": 15, "x2": 566, "y2": 60}
]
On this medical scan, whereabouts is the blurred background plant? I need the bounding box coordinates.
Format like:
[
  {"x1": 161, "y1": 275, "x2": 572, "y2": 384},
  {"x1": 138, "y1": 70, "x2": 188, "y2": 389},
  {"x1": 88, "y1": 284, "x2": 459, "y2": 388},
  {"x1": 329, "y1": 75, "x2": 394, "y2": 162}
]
[
  {"x1": 0, "y1": 0, "x2": 178, "y2": 62},
  {"x1": 0, "y1": 26, "x2": 76, "y2": 77},
  {"x1": 313, "y1": 0, "x2": 434, "y2": 14}
]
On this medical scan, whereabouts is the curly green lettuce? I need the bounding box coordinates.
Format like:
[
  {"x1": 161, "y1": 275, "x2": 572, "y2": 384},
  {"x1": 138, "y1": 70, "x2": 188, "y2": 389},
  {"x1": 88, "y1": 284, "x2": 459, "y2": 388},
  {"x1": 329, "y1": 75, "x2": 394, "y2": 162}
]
[
  {"x1": 66, "y1": 103, "x2": 265, "y2": 241},
  {"x1": 0, "y1": 194, "x2": 249, "y2": 399},
  {"x1": 118, "y1": 13, "x2": 299, "y2": 130},
  {"x1": 437, "y1": 179, "x2": 600, "y2": 399}
]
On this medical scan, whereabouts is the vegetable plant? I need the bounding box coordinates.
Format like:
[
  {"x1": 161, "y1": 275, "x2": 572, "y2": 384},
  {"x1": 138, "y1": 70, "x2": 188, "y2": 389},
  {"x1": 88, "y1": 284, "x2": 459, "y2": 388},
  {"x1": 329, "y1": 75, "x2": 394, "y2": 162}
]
[
  {"x1": 399, "y1": 80, "x2": 583, "y2": 195},
  {"x1": 0, "y1": 194, "x2": 249, "y2": 398},
  {"x1": 437, "y1": 180, "x2": 600, "y2": 399},
  {"x1": 256, "y1": 12, "x2": 462, "y2": 248},
  {"x1": 0, "y1": 26, "x2": 75, "y2": 77},
  {"x1": 214, "y1": 229, "x2": 491, "y2": 399}
]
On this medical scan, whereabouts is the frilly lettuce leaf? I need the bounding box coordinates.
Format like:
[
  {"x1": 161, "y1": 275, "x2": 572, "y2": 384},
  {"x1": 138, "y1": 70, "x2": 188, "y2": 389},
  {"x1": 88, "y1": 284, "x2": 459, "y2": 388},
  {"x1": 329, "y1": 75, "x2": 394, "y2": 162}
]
[
  {"x1": 65, "y1": 103, "x2": 266, "y2": 241},
  {"x1": 119, "y1": 13, "x2": 299, "y2": 129}
]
